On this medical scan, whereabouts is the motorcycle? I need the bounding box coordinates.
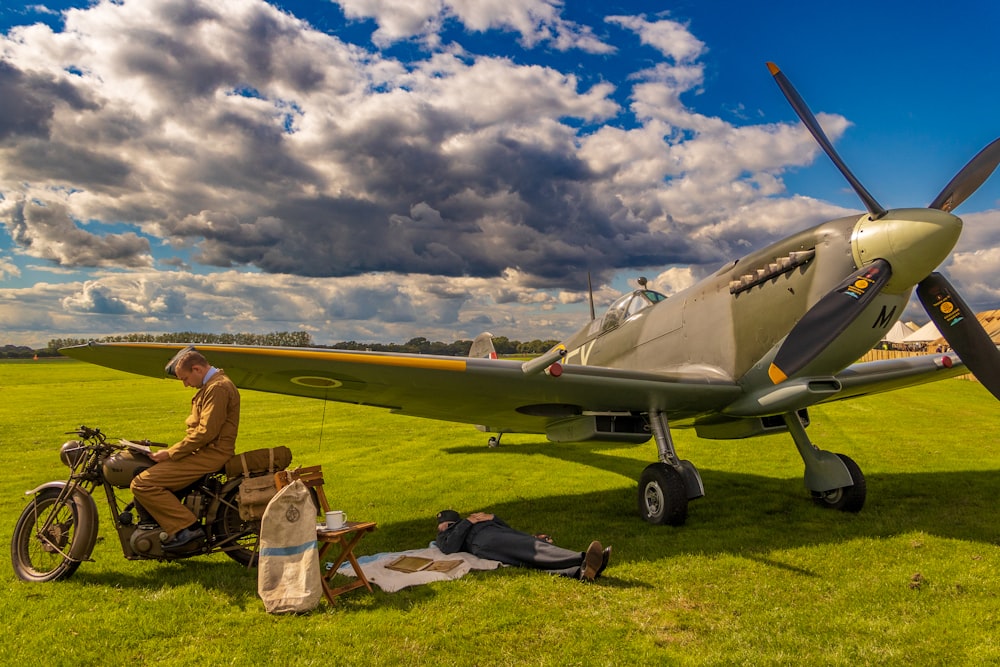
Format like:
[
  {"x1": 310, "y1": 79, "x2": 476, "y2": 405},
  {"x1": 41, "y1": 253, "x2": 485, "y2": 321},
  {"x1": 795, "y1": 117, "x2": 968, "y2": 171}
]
[{"x1": 11, "y1": 425, "x2": 286, "y2": 582}]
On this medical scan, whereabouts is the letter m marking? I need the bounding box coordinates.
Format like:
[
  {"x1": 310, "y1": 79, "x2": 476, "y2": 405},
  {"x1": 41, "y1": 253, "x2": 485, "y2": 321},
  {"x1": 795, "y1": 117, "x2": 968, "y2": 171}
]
[{"x1": 872, "y1": 305, "x2": 897, "y2": 329}]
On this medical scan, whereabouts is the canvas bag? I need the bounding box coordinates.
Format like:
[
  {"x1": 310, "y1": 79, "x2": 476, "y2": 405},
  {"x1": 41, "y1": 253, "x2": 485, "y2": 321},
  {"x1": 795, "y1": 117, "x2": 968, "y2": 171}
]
[
  {"x1": 258, "y1": 479, "x2": 323, "y2": 614},
  {"x1": 235, "y1": 448, "x2": 288, "y2": 521},
  {"x1": 239, "y1": 476, "x2": 277, "y2": 521}
]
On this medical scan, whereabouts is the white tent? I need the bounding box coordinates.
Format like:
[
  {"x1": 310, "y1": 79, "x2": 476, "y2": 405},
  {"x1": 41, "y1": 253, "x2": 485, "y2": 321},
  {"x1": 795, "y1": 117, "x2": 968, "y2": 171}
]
[
  {"x1": 903, "y1": 320, "x2": 942, "y2": 343},
  {"x1": 881, "y1": 321, "x2": 916, "y2": 343}
]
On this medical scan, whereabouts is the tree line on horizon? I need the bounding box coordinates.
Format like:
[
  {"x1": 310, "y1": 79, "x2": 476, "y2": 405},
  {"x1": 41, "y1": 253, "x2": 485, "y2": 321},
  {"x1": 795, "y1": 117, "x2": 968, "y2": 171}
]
[{"x1": 2, "y1": 331, "x2": 562, "y2": 359}]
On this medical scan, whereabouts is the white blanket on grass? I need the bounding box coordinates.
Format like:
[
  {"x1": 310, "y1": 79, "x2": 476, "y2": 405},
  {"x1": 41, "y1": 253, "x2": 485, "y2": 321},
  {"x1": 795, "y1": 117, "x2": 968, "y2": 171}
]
[{"x1": 332, "y1": 545, "x2": 503, "y2": 593}]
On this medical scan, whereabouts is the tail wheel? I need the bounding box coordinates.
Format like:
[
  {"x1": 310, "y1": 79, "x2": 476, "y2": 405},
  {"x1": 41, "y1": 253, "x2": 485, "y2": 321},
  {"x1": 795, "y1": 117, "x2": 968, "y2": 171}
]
[
  {"x1": 811, "y1": 453, "x2": 867, "y2": 512},
  {"x1": 214, "y1": 486, "x2": 261, "y2": 567},
  {"x1": 11, "y1": 488, "x2": 84, "y2": 582},
  {"x1": 638, "y1": 463, "x2": 689, "y2": 526}
]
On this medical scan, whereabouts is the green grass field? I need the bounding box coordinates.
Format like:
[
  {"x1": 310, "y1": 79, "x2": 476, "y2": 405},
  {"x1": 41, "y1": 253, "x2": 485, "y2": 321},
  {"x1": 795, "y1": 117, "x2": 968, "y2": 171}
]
[{"x1": 1, "y1": 359, "x2": 998, "y2": 665}]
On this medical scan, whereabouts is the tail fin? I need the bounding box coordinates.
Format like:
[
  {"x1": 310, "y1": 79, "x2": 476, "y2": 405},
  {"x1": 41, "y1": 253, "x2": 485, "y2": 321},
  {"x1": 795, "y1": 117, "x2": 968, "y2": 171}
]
[{"x1": 469, "y1": 332, "x2": 498, "y2": 359}]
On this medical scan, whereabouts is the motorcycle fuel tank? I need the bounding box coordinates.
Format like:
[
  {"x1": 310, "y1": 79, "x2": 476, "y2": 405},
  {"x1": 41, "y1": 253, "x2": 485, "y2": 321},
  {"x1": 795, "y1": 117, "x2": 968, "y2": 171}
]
[{"x1": 102, "y1": 450, "x2": 156, "y2": 488}]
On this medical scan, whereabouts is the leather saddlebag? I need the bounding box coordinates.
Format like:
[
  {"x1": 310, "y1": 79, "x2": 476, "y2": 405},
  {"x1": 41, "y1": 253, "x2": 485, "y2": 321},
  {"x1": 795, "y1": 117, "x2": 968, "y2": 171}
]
[
  {"x1": 229, "y1": 447, "x2": 293, "y2": 521},
  {"x1": 226, "y1": 446, "x2": 292, "y2": 478}
]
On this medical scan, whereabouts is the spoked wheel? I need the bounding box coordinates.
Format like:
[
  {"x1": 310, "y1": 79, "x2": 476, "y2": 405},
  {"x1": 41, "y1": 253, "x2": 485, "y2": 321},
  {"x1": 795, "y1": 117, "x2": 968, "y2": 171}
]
[
  {"x1": 638, "y1": 463, "x2": 689, "y2": 526},
  {"x1": 811, "y1": 453, "x2": 867, "y2": 512},
  {"x1": 214, "y1": 485, "x2": 261, "y2": 567},
  {"x1": 11, "y1": 488, "x2": 84, "y2": 582}
]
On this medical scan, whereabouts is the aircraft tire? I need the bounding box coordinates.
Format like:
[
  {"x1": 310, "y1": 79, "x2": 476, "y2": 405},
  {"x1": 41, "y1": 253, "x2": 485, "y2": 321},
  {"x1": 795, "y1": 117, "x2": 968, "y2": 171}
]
[
  {"x1": 638, "y1": 463, "x2": 689, "y2": 526},
  {"x1": 810, "y1": 453, "x2": 866, "y2": 513}
]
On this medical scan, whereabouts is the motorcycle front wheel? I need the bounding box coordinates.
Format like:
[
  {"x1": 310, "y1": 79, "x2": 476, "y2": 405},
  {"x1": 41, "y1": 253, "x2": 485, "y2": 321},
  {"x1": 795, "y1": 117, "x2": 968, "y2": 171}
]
[{"x1": 11, "y1": 488, "x2": 84, "y2": 582}]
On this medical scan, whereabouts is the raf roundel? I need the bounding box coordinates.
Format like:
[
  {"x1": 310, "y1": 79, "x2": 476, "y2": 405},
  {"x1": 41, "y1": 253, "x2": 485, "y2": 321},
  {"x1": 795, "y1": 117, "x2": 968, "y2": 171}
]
[{"x1": 291, "y1": 376, "x2": 343, "y2": 389}]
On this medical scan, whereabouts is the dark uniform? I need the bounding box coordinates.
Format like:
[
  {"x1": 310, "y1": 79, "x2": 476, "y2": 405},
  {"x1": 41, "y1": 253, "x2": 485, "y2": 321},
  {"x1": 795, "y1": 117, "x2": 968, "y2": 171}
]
[{"x1": 435, "y1": 510, "x2": 605, "y2": 579}]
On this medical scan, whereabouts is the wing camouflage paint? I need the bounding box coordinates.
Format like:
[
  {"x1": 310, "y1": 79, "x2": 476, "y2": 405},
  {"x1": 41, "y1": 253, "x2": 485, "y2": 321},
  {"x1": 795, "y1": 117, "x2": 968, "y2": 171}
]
[
  {"x1": 61, "y1": 341, "x2": 966, "y2": 437},
  {"x1": 61, "y1": 342, "x2": 742, "y2": 433}
]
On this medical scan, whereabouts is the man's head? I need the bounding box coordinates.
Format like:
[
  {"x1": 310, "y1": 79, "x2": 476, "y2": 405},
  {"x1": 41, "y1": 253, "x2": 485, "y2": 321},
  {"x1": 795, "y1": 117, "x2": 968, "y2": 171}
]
[
  {"x1": 174, "y1": 350, "x2": 211, "y2": 388},
  {"x1": 436, "y1": 509, "x2": 460, "y2": 532}
]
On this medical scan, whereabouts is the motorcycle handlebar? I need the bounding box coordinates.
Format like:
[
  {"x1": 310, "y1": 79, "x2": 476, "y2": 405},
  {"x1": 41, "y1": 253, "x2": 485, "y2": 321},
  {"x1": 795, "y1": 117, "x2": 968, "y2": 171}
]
[{"x1": 65, "y1": 425, "x2": 102, "y2": 440}]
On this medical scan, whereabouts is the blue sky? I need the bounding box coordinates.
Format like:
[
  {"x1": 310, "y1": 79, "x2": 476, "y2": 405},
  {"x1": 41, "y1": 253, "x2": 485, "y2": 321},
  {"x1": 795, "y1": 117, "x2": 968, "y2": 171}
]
[{"x1": 1, "y1": 0, "x2": 999, "y2": 347}]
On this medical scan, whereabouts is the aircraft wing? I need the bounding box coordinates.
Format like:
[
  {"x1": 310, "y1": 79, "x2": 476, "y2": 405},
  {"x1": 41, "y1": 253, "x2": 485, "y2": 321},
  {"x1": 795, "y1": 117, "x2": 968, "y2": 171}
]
[
  {"x1": 60, "y1": 342, "x2": 742, "y2": 434},
  {"x1": 827, "y1": 352, "x2": 968, "y2": 402}
]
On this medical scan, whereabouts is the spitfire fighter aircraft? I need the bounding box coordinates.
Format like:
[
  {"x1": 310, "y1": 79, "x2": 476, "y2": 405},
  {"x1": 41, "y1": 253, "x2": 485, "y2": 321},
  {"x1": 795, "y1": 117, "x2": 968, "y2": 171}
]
[{"x1": 63, "y1": 64, "x2": 1000, "y2": 526}]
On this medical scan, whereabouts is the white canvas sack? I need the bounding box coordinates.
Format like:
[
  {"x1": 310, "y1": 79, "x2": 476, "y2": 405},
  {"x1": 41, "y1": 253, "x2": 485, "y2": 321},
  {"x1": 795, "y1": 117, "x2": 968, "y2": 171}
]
[{"x1": 257, "y1": 479, "x2": 322, "y2": 613}]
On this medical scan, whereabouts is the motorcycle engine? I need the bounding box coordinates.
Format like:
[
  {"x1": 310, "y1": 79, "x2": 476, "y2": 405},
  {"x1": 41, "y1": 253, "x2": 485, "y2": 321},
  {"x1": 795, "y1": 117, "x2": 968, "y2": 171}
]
[
  {"x1": 102, "y1": 450, "x2": 156, "y2": 488},
  {"x1": 129, "y1": 525, "x2": 164, "y2": 556}
]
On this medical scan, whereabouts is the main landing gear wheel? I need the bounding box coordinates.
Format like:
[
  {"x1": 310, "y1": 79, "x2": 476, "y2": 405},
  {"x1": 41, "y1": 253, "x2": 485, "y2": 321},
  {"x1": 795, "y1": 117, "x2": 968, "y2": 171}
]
[
  {"x1": 811, "y1": 453, "x2": 866, "y2": 512},
  {"x1": 638, "y1": 463, "x2": 689, "y2": 526}
]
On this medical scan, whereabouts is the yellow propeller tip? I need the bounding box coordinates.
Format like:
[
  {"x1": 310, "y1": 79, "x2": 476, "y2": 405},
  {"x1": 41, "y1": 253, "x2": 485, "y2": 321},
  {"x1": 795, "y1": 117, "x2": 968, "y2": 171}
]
[
  {"x1": 768, "y1": 363, "x2": 788, "y2": 384},
  {"x1": 766, "y1": 62, "x2": 780, "y2": 75}
]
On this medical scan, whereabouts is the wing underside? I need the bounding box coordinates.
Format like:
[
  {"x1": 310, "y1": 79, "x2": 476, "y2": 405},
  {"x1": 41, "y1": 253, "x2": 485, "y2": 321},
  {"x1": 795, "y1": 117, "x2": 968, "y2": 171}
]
[
  {"x1": 829, "y1": 352, "x2": 968, "y2": 401},
  {"x1": 60, "y1": 342, "x2": 741, "y2": 434},
  {"x1": 60, "y1": 343, "x2": 971, "y2": 437}
]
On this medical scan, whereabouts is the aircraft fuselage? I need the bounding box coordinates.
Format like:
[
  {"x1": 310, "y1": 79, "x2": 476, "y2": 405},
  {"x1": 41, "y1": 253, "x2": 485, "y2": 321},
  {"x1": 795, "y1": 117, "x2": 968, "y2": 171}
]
[{"x1": 563, "y1": 207, "x2": 961, "y2": 391}]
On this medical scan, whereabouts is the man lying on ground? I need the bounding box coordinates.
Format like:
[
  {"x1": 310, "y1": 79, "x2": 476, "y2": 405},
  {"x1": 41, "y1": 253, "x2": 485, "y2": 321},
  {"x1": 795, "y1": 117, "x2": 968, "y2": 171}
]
[{"x1": 434, "y1": 510, "x2": 610, "y2": 581}]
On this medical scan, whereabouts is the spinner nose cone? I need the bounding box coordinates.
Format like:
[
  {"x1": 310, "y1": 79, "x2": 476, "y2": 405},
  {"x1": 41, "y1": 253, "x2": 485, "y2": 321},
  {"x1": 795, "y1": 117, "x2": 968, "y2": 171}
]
[{"x1": 851, "y1": 208, "x2": 963, "y2": 291}]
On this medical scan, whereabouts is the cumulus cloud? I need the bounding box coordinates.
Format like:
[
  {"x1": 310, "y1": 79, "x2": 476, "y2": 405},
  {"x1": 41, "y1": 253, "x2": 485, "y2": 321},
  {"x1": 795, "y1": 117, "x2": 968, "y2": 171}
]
[
  {"x1": 1, "y1": 267, "x2": 588, "y2": 346},
  {"x1": 0, "y1": 0, "x2": 832, "y2": 283},
  {"x1": 0, "y1": 254, "x2": 19, "y2": 279},
  {"x1": 650, "y1": 266, "x2": 697, "y2": 296},
  {"x1": 337, "y1": 0, "x2": 614, "y2": 52},
  {"x1": 0, "y1": 0, "x2": 869, "y2": 345},
  {"x1": 605, "y1": 14, "x2": 705, "y2": 64},
  {"x1": 5, "y1": 197, "x2": 153, "y2": 268},
  {"x1": 943, "y1": 240, "x2": 1000, "y2": 309}
]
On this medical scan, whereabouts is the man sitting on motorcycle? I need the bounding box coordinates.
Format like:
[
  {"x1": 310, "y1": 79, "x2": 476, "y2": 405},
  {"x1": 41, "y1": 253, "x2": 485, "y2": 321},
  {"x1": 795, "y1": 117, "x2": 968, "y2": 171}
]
[{"x1": 131, "y1": 350, "x2": 241, "y2": 550}]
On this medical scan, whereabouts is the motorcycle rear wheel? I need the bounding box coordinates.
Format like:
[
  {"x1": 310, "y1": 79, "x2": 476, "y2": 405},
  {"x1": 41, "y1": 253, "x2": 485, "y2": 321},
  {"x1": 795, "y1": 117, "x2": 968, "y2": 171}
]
[
  {"x1": 215, "y1": 485, "x2": 260, "y2": 567},
  {"x1": 11, "y1": 488, "x2": 84, "y2": 582}
]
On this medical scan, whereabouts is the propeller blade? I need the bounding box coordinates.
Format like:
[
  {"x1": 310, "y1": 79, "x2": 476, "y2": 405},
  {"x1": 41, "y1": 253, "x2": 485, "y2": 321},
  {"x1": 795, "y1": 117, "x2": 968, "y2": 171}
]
[
  {"x1": 917, "y1": 273, "x2": 1000, "y2": 399},
  {"x1": 767, "y1": 62, "x2": 887, "y2": 220},
  {"x1": 769, "y1": 259, "x2": 892, "y2": 384},
  {"x1": 928, "y1": 137, "x2": 1000, "y2": 212}
]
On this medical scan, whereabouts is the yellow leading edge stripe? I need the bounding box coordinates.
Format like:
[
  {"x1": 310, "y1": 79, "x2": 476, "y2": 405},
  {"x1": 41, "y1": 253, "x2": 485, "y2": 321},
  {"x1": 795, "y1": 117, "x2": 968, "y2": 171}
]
[{"x1": 121, "y1": 343, "x2": 468, "y2": 372}]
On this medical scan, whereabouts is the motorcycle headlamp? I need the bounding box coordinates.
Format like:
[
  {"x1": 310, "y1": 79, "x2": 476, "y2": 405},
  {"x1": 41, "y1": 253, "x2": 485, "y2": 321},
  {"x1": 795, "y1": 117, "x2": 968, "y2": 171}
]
[{"x1": 59, "y1": 440, "x2": 87, "y2": 468}]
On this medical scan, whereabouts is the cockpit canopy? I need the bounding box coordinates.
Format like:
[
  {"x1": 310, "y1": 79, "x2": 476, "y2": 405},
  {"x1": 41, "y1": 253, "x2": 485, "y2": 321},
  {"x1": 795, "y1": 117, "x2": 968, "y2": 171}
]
[{"x1": 601, "y1": 289, "x2": 667, "y2": 332}]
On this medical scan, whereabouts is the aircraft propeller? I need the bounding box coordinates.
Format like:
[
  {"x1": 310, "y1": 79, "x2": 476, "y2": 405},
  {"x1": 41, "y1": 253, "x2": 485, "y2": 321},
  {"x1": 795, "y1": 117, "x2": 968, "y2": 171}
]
[
  {"x1": 766, "y1": 63, "x2": 887, "y2": 220},
  {"x1": 767, "y1": 259, "x2": 891, "y2": 384},
  {"x1": 765, "y1": 63, "x2": 1000, "y2": 398},
  {"x1": 916, "y1": 273, "x2": 1000, "y2": 398},
  {"x1": 928, "y1": 137, "x2": 1000, "y2": 212}
]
